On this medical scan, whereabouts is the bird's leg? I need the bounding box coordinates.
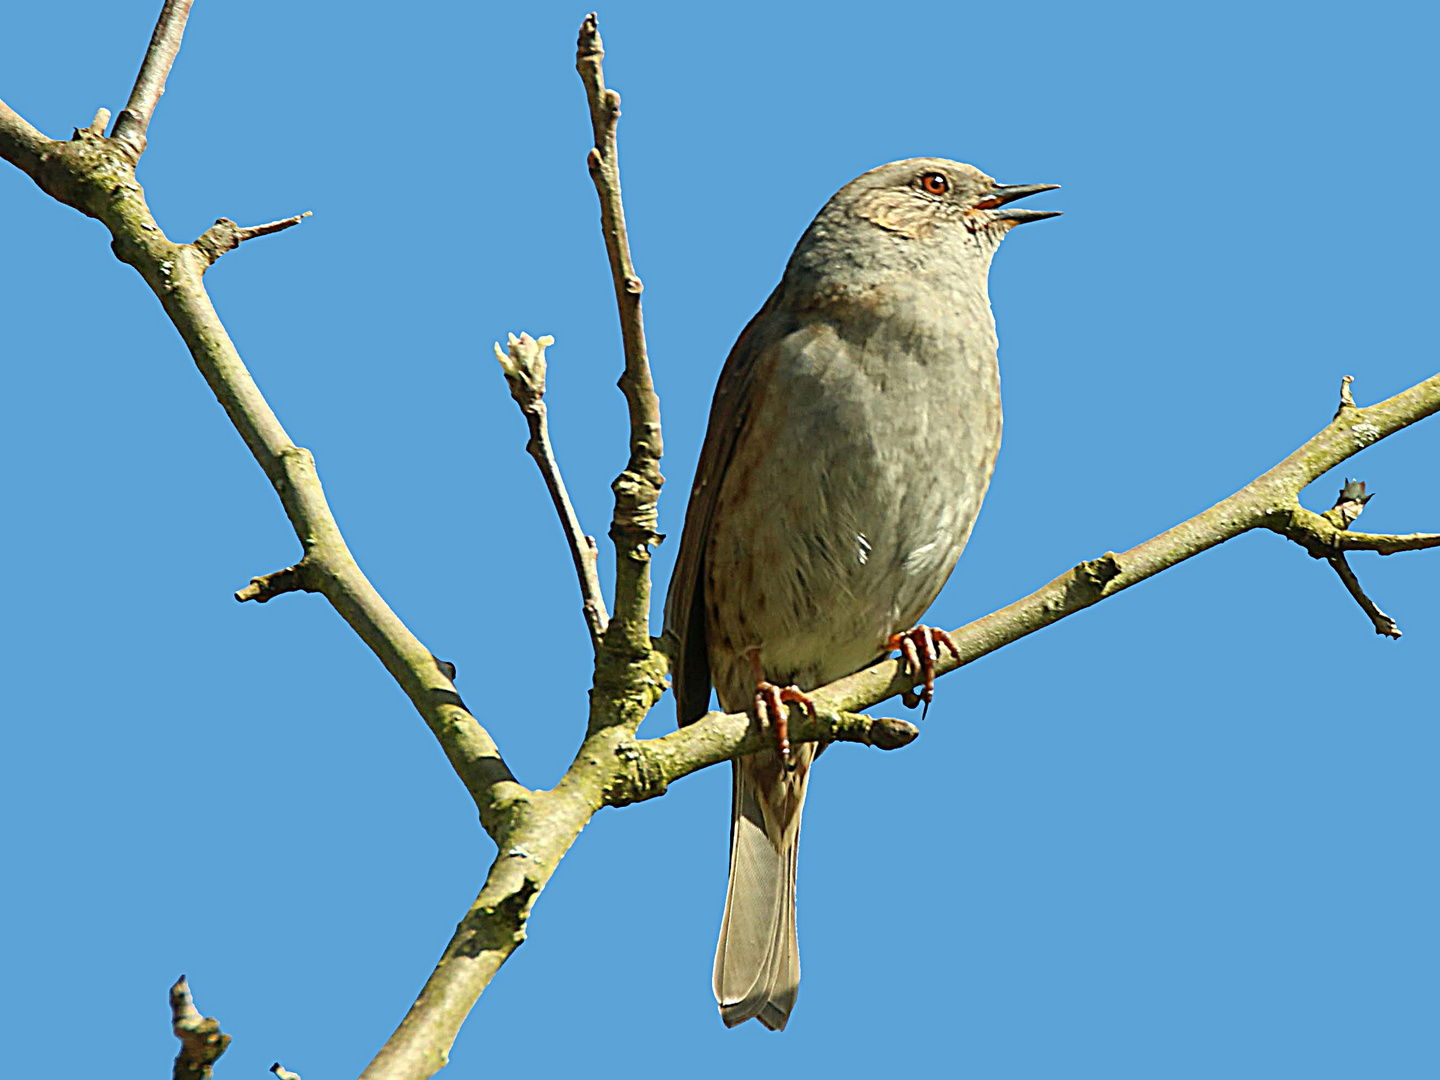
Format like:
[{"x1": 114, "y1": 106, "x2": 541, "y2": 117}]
[
  {"x1": 746, "y1": 648, "x2": 815, "y2": 765},
  {"x1": 888, "y1": 626, "x2": 961, "y2": 708}
]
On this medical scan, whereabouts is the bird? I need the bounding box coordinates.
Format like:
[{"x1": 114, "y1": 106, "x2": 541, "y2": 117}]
[{"x1": 664, "y1": 157, "x2": 1058, "y2": 1030}]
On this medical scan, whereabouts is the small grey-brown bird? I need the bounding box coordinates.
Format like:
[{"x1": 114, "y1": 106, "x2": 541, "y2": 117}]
[{"x1": 664, "y1": 158, "x2": 1058, "y2": 1031}]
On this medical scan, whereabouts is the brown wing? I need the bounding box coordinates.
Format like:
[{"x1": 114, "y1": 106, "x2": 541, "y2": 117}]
[{"x1": 664, "y1": 285, "x2": 792, "y2": 726}]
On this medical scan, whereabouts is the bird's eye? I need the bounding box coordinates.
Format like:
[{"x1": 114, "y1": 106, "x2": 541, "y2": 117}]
[{"x1": 921, "y1": 172, "x2": 948, "y2": 196}]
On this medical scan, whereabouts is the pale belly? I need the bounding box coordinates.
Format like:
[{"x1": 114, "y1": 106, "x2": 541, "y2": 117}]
[{"x1": 703, "y1": 326, "x2": 1001, "y2": 710}]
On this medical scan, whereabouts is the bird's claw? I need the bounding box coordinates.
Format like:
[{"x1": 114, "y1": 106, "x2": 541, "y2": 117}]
[
  {"x1": 753, "y1": 681, "x2": 815, "y2": 767},
  {"x1": 888, "y1": 625, "x2": 960, "y2": 707}
]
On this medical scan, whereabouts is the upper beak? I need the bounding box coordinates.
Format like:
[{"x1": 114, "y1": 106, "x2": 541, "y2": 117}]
[{"x1": 975, "y1": 182, "x2": 1061, "y2": 224}]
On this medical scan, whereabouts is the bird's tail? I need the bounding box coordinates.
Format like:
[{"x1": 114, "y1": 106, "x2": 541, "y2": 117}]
[{"x1": 713, "y1": 744, "x2": 817, "y2": 1031}]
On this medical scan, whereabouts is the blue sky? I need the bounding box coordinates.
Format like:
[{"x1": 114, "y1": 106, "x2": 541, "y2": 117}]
[{"x1": 2, "y1": 2, "x2": 1436, "y2": 1077}]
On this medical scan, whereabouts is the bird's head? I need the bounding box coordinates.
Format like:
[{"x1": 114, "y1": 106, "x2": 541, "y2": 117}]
[
  {"x1": 789, "y1": 158, "x2": 1059, "y2": 291},
  {"x1": 844, "y1": 157, "x2": 1060, "y2": 243}
]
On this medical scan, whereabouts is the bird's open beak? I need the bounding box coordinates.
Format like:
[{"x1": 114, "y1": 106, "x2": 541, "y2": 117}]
[{"x1": 975, "y1": 182, "x2": 1061, "y2": 224}]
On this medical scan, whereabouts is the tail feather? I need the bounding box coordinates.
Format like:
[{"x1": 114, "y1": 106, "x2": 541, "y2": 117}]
[{"x1": 713, "y1": 747, "x2": 814, "y2": 1031}]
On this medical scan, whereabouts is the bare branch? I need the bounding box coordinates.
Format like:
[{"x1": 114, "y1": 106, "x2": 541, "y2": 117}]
[
  {"x1": 0, "y1": 97, "x2": 52, "y2": 180},
  {"x1": 785, "y1": 374, "x2": 1440, "y2": 719},
  {"x1": 170, "y1": 976, "x2": 230, "y2": 1080},
  {"x1": 1304, "y1": 477, "x2": 1440, "y2": 553},
  {"x1": 1336, "y1": 373, "x2": 1357, "y2": 416},
  {"x1": 2, "y1": 14, "x2": 545, "y2": 1077},
  {"x1": 494, "y1": 332, "x2": 610, "y2": 645},
  {"x1": 633, "y1": 707, "x2": 918, "y2": 799},
  {"x1": 576, "y1": 13, "x2": 665, "y2": 657},
  {"x1": 0, "y1": 22, "x2": 523, "y2": 837},
  {"x1": 193, "y1": 212, "x2": 312, "y2": 267},
  {"x1": 1337, "y1": 531, "x2": 1440, "y2": 554},
  {"x1": 1326, "y1": 554, "x2": 1402, "y2": 638},
  {"x1": 362, "y1": 690, "x2": 913, "y2": 1080},
  {"x1": 361, "y1": 784, "x2": 583, "y2": 1080},
  {"x1": 1274, "y1": 504, "x2": 1440, "y2": 561},
  {"x1": 366, "y1": 22, "x2": 683, "y2": 1072},
  {"x1": 111, "y1": 0, "x2": 195, "y2": 156},
  {"x1": 235, "y1": 563, "x2": 311, "y2": 603}
]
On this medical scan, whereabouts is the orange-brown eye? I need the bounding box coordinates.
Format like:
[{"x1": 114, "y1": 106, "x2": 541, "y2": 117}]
[{"x1": 921, "y1": 172, "x2": 948, "y2": 196}]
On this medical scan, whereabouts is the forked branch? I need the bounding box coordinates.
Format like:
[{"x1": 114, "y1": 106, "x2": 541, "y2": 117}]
[{"x1": 0, "y1": 0, "x2": 521, "y2": 838}]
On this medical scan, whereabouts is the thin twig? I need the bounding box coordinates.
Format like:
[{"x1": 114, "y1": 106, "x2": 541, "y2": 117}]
[
  {"x1": 192, "y1": 212, "x2": 312, "y2": 267},
  {"x1": 1277, "y1": 505, "x2": 1440, "y2": 559},
  {"x1": 1334, "y1": 530, "x2": 1440, "y2": 554},
  {"x1": 495, "y1": 333, "x2": 610, "y2": 645},
  {"x1": 235, "y1": 563, "x2": 310, "y2": 603},
  {"x1": 1335, "y1": 373, "x2": 1357, "y2": 416},
  {"x1": 1327, "y1": 554, "x2": 1402, "y2": 638},
  {"x1": 576, "y1": 13, "x2": 665, "y2": 657},
  {"x1": 111, "y1": 0, "x2": 195, "y2": 156}
]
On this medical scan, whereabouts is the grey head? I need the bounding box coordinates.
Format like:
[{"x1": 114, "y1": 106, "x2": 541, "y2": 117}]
[{"x1": 784, "y1": 157, "x2": 1059, "y2": 296}]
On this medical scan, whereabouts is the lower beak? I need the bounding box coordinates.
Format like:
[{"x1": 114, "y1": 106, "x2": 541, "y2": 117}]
[{"x1": 976, "y1": 182, "x2": 1061, "y2": 225}]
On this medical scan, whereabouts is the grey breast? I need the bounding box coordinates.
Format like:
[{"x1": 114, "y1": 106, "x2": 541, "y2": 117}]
[{"x1": 703, "y1": 276, "x2": 1002, "y2": 704}]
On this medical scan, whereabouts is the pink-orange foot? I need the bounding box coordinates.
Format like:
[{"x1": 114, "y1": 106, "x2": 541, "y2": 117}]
[
  {"x1": 888, "y1": 625, "x2": 961, "y2": 705},
  {"x1": 746, "y1": 649, "x2": 816, "y2": 764}
]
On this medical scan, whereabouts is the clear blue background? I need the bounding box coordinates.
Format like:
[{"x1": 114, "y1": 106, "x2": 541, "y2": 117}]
[{"x1": 2, "y1": 2, "x2": 1436, "y2": 1077}]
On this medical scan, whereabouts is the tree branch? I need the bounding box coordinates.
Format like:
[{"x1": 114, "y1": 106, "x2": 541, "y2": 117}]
[
  {"x1": 0, "y1": 1, "x2": 523, "y2": 838},
  {"x1": 494, "y1": 332, "x2": 610, "y2": 646},
  {"x1": 365, "y1": 20, "x2": 683, "y2": 1073},
  {"x1": 370, "y1": 18, "x2": 1440, "y2": 1072},
  {"x1": 353, "y1": 702, "x2": 921, "y2": 1076},
  {"x1": 576, "y1": 13, "x2": 665, "y2": 659},
  {"x1": 1327, "y1": 554, "x2": 1402, "y2": 638},
  {"x1": 1, "y1": 19, "x2": 543, "y2": 1073},
  {"x1": 1333, "y1": 530, "x2": 1440, "y2": 554},
  {"x1": 635, "y1": 379, "x2": 1440, "y2": 789},
  {"x1": 192, "y1": 212, "x2": 312, "y2": 267},
  {"x1": 360, "y1": 836, "x2": 551, "y2": 1080},
  {"x1": 770, "y1": 374, "x2": 1440, "y2": 718},
  {"x1": 0, "y1": 98, "x2": 50, "y2": 180},
  {"x1": 170, "y1": 976, "x2": 230, "y2": 1080},
  {"x1": 375, "y1": 355, "x2": 1440, "y2": 1069},
  {"x1": 235, "y1": 562, "x2": 313, "y2": 603},
  {"x1": 628, "y1": 708, "x2": 918, "y2": 804},
  {"x1": 110, "y1": 0, "x2": 194, "y2": 157}
]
